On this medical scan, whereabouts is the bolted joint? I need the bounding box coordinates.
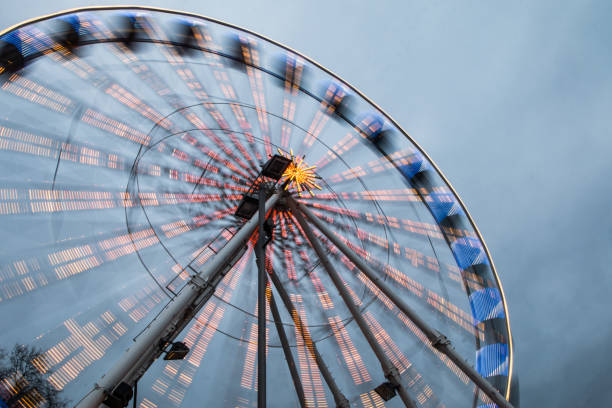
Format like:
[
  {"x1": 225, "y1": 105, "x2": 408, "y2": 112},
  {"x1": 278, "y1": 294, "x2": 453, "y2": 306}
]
[
  {"x1": 102, "y1": 382, "x2": 133, "y2": 408},
  {"x1": 430, "y1": 330, "x2": 451, "y2": 350},
  {"x1": 189, "y1": 274, "x2": 211, "y2": 290},
  {"x1": 383, "y1": 366, "x2": 402, "y2": 387}
]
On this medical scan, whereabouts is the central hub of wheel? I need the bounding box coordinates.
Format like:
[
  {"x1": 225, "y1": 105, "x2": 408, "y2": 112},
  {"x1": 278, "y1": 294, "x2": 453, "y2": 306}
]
[
  {"x1": 234, "y1": 151, "x2": 321, "y2": 219},
  {"x1": 277, "y1": 149, "x2": 322, "y2": 197},
  {"x1": 234, "y1": 154, "x2": 291, "y2": 219}
]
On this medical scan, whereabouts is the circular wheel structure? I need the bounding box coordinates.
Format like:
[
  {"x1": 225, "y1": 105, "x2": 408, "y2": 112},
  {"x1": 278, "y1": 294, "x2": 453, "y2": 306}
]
[{"x1": 0, "y1": 7, "x2": 517, "y2": 408}]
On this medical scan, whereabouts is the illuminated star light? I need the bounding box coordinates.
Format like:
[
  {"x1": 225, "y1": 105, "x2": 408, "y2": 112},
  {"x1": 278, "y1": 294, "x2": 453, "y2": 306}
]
[{"x1": 278, "y1": 148, "x2": 322, "y2": 197}]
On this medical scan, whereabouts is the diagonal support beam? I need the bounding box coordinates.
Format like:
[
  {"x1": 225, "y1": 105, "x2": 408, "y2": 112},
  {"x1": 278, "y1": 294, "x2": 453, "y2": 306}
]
[
  {"x1": 266, "y1": 260, "x2": 349, "y2": 408},
  {"x1": 266, "y1": 281, "x2": 308, "y2": 408},
  {"x1": 287, "y1": 197, "x2": 416, "y2": 408},
  {"x1": 296, "y1": 200, "x2": 515, "y2": 408},
  {"x1": 76, "y1": 193, "x2": 282, "y2": 408}
]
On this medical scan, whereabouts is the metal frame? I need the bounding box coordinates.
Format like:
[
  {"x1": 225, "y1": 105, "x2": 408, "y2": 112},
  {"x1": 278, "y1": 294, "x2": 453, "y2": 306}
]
[
  {"x1": 265, "y1": 255, "x2": 350, "y2": 408},
  {"x1": 288, "y1": 198, "x2": 416, "y2": 408},
  {"x1": 295, "y1": 200, "x2": 514, "y2": 408},
  {"x1": 266, "y1": 285, "x2": 307, "y2": 408},
  {"x1": 255, "y1": 188, "x2": 267, "y2": 408},
  {"x1": 74, "y1": 190, "x2": 514, "y2": 408},
  {"x1": 75, "y1": 193, "x2": 281, "y2": 408}
]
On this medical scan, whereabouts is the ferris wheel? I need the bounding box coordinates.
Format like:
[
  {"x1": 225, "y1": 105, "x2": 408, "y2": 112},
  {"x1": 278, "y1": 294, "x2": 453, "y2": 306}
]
[{"x1": 0, "y1": 7, "x2": 518, "y2": 408}]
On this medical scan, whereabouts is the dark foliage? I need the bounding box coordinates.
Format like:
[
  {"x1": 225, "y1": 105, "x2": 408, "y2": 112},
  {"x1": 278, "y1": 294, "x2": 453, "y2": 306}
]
[{"x1": 0, "y1": 344, "x2": 67, "y2": 408}]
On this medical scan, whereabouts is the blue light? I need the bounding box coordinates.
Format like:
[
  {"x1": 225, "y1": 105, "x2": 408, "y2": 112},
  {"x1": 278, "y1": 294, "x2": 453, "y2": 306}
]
[
  {"x1": 427, "y1": 192, "x2": 464, "y2": 223},
  {"x1": 476, "y1": 343, "x2": 509, "y2": 377},
  {"x1": 469, "y1": 287, "x2": 505, "y2": 325},
  {"x1": 451, "y1": 236, "x2": 489, "y2": 270},
  {"x1": 398, "y1": 152, "x2": 429, "y2": 179}
]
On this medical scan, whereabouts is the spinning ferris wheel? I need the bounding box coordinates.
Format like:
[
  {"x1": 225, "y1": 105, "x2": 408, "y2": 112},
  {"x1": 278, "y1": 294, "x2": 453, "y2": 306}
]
[{"x1": 0, "y1": 7, "x2": 518, "y2": 408}]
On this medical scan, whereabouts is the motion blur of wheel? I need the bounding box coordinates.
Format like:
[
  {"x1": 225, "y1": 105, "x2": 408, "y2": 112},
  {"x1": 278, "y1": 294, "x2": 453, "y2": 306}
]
[{"x1": 0, "y1": 7, "x2": 517, "y2": 407}]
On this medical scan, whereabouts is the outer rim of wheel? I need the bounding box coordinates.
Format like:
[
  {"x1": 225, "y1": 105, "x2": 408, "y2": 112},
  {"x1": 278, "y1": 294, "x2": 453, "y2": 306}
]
[{"x1": 0, "y1": 5, "x2": 514, "y2": 400}]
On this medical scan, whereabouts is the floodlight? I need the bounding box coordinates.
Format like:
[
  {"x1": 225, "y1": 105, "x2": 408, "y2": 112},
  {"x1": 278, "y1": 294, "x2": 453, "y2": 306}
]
[
  {"x1": 373, "y1": 382, "x2": 397, "y2": 401},
  {"x1": 164, "y1": 341, "x2": 190, "y2": 360},
  {"x1": 103, "y1": 382, "x2": 133, "y2": 408},
  {"x1": 235, "y1": 195, "x2": 259, "y2": 219}
]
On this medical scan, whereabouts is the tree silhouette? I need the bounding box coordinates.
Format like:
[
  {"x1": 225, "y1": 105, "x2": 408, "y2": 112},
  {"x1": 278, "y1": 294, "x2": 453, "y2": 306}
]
[{"x1": 0, "y1": 344, "x2": 67, "y2": 408}]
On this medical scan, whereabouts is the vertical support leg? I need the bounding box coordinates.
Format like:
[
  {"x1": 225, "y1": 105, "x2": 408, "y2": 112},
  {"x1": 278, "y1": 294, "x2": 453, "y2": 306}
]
[
  {"x1": 288, "y1": 197, "x2": 416, "y2": 408},
  {"x1": 267, "y1": 281, "x2": 308, "y2": 408},
  {"x1": 132, "y1": 381, "x2": 137, "y2": 408},
  {"x1": 256, "y1": 189, "x2": 267, "y2": 408},
  {"x1": 266, "y1": 264, "x2": 349, "y2": 408},
  {"x1": 296, "y1": 200, "x2": 515, "y2": 408},
  {"x1": 75, "y1": 193, "x2": 282, "y2": 408}
]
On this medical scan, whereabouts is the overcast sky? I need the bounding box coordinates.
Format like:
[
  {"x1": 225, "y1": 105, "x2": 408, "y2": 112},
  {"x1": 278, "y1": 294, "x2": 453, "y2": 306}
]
[{"x1": 3, "y1": 1, "x2": 611, "y2": 406}]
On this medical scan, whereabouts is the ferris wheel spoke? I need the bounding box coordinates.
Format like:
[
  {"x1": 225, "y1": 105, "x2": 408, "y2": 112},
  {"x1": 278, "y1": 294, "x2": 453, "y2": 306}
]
[
  {"x1": 361, "y1": 311, "x2": 445, "y2": 406},
  {"x1": 235, "y1": 36, "x2": 275, "y2": 159},
  {"x1": 31, "y1": 281, "x2": 168, "y2": 391},
  {"x1": 300, "y1": 97, "x2": 336, "y2": 151},
  {"x1": 181, "y1": 115, "x2": 257, "y2": 177},
  {"x1": 262, "y1": 217, "x2": 307, "y2": 408},
  {"x1": 0, "y1": 183, "x2": 240, "y2": 216},
  {"x1": 0, "y1": 223, "x2": 162, "y2": 303},
  {"x1": 289, "y1": 199, "x2": 419, "y2": 408},
  {"x1": 0, "y1": 121, "x2": 134, "y2": 177},
  {"x1": 313, "y1": 115, "x2": 396, "y2": 173},
  {"x1": 274, "y1": 210, "x2": 301, "y2": 282},
  {"x1": 29, "y1": 22, "x2": 258, "y2": 179},
  {"x1": 313, "y1": 218, "x2": 458, "y2": 292},
  {"x1": 277, "y1": 214, "x2": 376, "y2": 390},
  {"x1": 303, "y1": 209, "x2": 466, "y2": 293},
  {"x1": 97, "y1": 34, "x2": 260, "y2": 178},
  {"x1": 321, "y1": 148, "x2": 419, "y2": 185},
  {"x1": 292, "y1": 81, "x2": 355, "y2": 161},
  {"x1": 143, "y1": 248, "x2": 253, "y2": 405},
  {"x1": 236, "y1": 287, "x2": 264, "y2": 400},
  {"x1": 0, "y1": 74, "x2": 159, "y2": 149},
  {"x1": 0, "y1": 203, "x2": 241, "y2": 303},
  {"x1": 198, "y1": 27, "x2": 269, "y2": 163},
  {"x1": 300, "y1": 200, "x2": 448, "y2": 241},
  {"x1": 265, "y1": 257, "x2": 350, "y2": 407},
  {"x1": 305, "y1": 212, "x2": 482, "y2": 343},
  {"x1": 315, "y1": 220, "x2": 464, "y2": 310},
  {"x1": 304, "y1": 187, "x2": 421, "y2": 205},
  {"x1": 327, "y1": 315, "x2": 374, "y2": 388},
  {"x1": 312, "y1": 131, "x2": 358, "y2": 171},
  {"x1": 264, "y1": 278, "x2": 308, "y2": 407},
  {"x1": 79, "y1": 107, "x2": 152, "y2": 146},
  {"x1": 182, "y1": 25, "x2": 267, "y2": 170},
  {"x1": 139, "y1": 140, "x2": 223, "y2": 180},
  {"x1": 277, "y1": 54, "x2": 305, "y2": 150},
  {"x1": 312, "y1": 114, "x2": 384, "y2": 173},
  {"x1": 0, "y1": 73, "x2": 85, "y2": 121},
  {"x1": 172, "y1": 132, "x2": 253, "y2": 181},
  {"x1": 278, "y1": 211, "x2": 314, "y2": 276}
]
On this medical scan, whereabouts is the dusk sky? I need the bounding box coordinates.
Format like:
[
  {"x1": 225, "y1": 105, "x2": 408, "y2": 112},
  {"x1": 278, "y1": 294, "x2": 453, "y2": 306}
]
[{"x1": 2, "y1": 1, "x2": 611, "y2": 406}]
